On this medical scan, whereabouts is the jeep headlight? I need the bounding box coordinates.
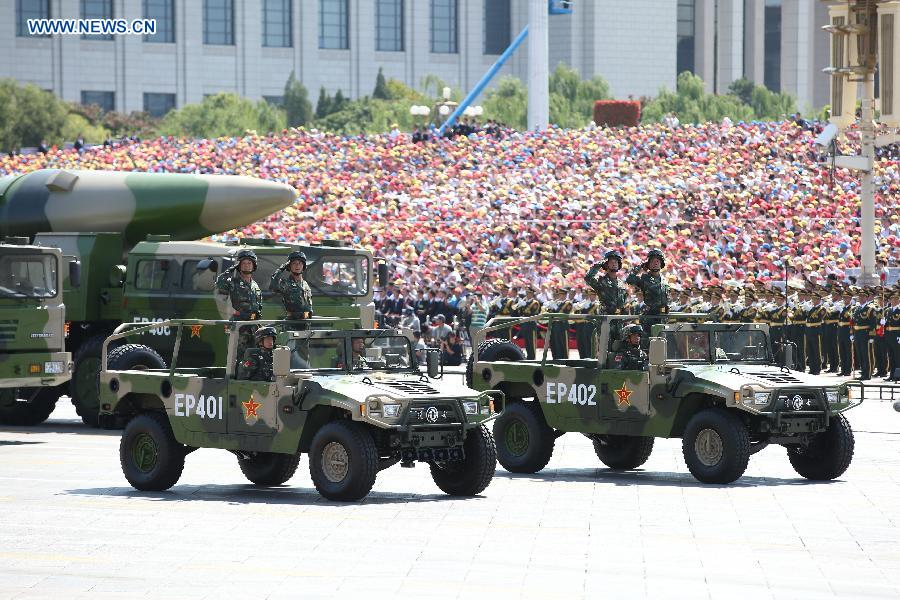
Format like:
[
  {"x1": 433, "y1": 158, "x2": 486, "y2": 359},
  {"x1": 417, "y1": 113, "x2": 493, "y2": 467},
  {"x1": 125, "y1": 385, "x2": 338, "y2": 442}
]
[
  {"x1": 382, "y1": 403, "x2": 402, "y2": 418},
  {"x1": 365, "y1": 395, "x2": 395, "y2": 419},
  {"x1": 43, "y1": 361, "x2": 65, "y2": 374},
  {"x1": 463, "y1": 401, "x2": 479, "y2": 415},
  {"x1": 826, "y1": 390, "x2": 840, "y2": 404},
  {"x1": 753, "y1": 392, "x2": 771, "y2": 406}
]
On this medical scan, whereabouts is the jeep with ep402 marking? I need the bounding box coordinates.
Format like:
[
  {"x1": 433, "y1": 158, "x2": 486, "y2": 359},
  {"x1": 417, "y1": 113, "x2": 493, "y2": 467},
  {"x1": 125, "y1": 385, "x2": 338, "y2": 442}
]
[
  {"x1": 99, "y1": 319, "x2": 501, "y2": 501},
  {"x1": 468, "y1": 314, "x2": 862, "y2": 484}
]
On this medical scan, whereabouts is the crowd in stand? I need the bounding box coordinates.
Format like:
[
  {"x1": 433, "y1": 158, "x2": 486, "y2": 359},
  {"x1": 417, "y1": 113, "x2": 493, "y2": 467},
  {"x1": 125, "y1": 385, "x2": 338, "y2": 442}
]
[{"x1": 2, "y1": 119, "x2": 898, "y2": 344}]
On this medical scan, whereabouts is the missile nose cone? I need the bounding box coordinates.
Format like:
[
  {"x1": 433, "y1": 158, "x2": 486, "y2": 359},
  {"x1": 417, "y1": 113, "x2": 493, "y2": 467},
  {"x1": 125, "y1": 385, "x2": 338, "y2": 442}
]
[{"x1": 199, "y1": 176, "x2": 296, "y2": 234}]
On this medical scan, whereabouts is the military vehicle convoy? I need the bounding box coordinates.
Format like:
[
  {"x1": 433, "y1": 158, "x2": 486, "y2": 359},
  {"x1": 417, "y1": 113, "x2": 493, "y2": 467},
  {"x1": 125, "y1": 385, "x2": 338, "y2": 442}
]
[
  {"x1": 98, "y1": 319, "x2": 500, "y2": 501},
  {"x1": 468, "y1": 314, "x2": 861, "y2": 484},
  {"x1": 0, "y1": 169, "x2": 382, "y2": 427},
  {"x1": 0, "y1": 239, "x2": 75, "y2": 424}
]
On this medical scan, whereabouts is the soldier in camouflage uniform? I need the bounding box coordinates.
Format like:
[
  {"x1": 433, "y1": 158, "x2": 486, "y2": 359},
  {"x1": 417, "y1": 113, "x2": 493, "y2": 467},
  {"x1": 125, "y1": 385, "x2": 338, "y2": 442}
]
[
  {"x1": 269, "y1": 250, "x2": 314, "y2": 329},
  {"x1": 625, "y1": 249, "x2": 669, "y2": 340},
  {"x1": 584, "y1": 250, "x2": 627, "y2": 345},
  {"x1": 612, "y1": 323, "x2": 648, "y2": 370},
  {"x1": 215, "y1": 248, "x2": 263, "y2": 365},
  {"x1": 237, "y1": 326, "x2": 276, "y2": 381}
]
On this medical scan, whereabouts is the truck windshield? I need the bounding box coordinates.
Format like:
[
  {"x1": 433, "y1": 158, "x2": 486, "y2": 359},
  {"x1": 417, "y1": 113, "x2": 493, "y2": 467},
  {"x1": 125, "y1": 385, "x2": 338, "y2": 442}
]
[
  {"x1": 256, "y1": 253, "x2": 370, "y2": 298},
  {"x1": 0, "y1": 254, "x2": 58, "y2": 299},
  {"x1": 288, "y1": 335, "x2": 414, "y2": 371},
  {"x1": 665, "y1": 329, "x2": 770, "y2": 364}
]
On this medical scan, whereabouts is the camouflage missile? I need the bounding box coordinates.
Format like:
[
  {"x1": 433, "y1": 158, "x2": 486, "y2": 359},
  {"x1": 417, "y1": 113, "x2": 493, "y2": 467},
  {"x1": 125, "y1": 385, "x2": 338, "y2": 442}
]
[{"x1": 0, "y1": 169, "x2": 295, "y2": 247}]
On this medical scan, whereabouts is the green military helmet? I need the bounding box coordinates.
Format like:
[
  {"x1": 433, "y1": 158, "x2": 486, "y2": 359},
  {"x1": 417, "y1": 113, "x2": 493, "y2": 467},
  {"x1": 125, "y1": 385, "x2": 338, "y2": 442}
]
[
  {"x1": 288, "y1": 250, "x2": 308, "y2": 266},
  {"x1": 253, "y1": 326, "x2": 277, "y2": 344},
  {"x1": 235, "y1": 248, "x2": 258, "y2": 271},
  {"x1": 622, "y1": 323, "x2": 644, "y2": 338},
  {"x1": 604, "y1": 250, "x2": 623, "y2": 269},
  {"x1": 645, "y1": 248, "x2": 665, "y2": 269}
]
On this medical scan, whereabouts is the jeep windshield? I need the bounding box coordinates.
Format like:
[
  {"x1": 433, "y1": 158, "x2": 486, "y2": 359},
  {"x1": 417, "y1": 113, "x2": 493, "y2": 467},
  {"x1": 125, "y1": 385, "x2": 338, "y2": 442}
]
[
  {"x1": 288, "y1": 334, "x2": 414, "y2": 372},
  {"x1": 0, "y1": 254, "x2": 58, "y2": 299},
  {"x1": 665, "y1": 329, "x2": 770, "y2": 364}
]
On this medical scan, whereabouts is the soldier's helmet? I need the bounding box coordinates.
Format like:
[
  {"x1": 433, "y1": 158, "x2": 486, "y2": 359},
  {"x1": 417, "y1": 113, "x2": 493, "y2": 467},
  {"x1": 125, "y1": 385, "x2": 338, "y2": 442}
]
[
  {"x1": 645, "y1": 248, "x2": 665, "y2": 268},
  {"x1": 235, "y1": 249, "x2": 258, "y2": 271},
  {"x1": 604, "y1": 250, "x2": 623, "y2": 267},
  {"x1": 622, "y1": 323, "x2": 644, "y2": 338},
  {"x1": 288, "y1": 250, "x2": 308, "y2": 266},
  {"x1": 253, "y1": 326, "x2": 277, "y2": 344}
]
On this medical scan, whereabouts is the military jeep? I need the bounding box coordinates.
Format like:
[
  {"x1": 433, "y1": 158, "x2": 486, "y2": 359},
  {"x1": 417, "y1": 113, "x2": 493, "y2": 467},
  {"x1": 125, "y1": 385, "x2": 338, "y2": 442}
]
[
  {"x1": 468, "y1": 314, "x2": 862, "y2": 484},
  {"x1": 99, "y1": 319, "x2": 500, "y2": 501}
]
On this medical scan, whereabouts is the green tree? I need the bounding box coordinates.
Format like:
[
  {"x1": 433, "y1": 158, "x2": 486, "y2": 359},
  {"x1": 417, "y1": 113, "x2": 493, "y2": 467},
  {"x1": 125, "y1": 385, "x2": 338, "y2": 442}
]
[
  {"x1": 159, "y1": 93, "x2": 285, "y2": 138},
  {"x1": 283, "y1": 70, "x2": 313, "y2": 127},
  {"x1": 483, "y1": 76, "x2": 528, "y2": 129},
  {"x1": 373, "y1": 67, "x2": 389, "y2": 100},
  {"x1": 728, "y1": 77, "x2": 755, "y2": 106},
  {"x1": 315, "y1": 87, "x2": 332, "y2": 119},
  {"x1": 0, "y1": 79, "x2": 67, "y2": 151},
  {"x1": 332, "y1": 89, "x2": 348, "y2": 112},
  {"x1": 548, "y1": 63, "x2": 610, "y2": 128},
  {"x1": 727, "y1": 77, "x2": 796, "y2": 120},
  {"x1": 61, "y1": 113, "x2": 109, "y2": 144},
  {"x1": 642, "y1": 72, "x2": 755, "y2": 124}
]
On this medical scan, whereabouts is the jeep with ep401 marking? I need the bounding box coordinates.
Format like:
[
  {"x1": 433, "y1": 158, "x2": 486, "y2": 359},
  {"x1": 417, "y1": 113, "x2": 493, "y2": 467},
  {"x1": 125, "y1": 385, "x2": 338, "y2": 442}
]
[
  {"x1": 99, "y1": 319, "x2": 501, "y2": 501},
  {"x1": 468, "y1": 314, "x2": 862, "y2": 484}
]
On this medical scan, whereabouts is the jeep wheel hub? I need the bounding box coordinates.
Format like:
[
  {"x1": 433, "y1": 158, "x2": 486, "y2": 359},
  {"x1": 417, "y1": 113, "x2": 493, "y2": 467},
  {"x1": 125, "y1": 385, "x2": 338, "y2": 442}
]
[
  {"x1": 322, "y1": 442, "x2": 349, "y2": 483},
  {"x1": 694, "y1": 428, "x2": 724, "y2": 466}
]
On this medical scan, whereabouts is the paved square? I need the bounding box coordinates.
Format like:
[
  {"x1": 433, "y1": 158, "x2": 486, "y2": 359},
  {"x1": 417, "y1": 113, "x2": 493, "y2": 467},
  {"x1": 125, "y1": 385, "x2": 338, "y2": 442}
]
[{"x1": 1, "y1": 384, "x2": 898, "y2": 599}]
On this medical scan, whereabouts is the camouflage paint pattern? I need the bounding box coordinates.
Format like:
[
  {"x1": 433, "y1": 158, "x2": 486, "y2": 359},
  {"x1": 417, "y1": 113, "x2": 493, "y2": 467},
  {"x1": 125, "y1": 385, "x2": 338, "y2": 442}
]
[
  {"x1": 0, "y1": 169, "x2": 295, "y2": 248},
  {"x1": 0, "y1": 243, "x2": 72, "y2": 390},
  {"x1": 471, "y1": 315, "x2": 859, "y2": 439},
  {"x1": 99, "y1": 321, "x2": 497, "y2": 457}
]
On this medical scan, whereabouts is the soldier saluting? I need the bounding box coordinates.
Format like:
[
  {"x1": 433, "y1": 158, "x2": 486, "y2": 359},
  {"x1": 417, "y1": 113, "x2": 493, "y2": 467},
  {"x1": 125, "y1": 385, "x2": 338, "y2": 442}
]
[
  {"x1": 270, "y1": 250, "x2": 314, "y2": 328},
  {"x1": 585, "y1": 250, "x2": 627, "y2": 344},
  {"x1": 626, "y1": 248, "x2": 669, "y2": 336},
  {"x1": 215, "y1": 248, "x2": 263, "y2": 363}
]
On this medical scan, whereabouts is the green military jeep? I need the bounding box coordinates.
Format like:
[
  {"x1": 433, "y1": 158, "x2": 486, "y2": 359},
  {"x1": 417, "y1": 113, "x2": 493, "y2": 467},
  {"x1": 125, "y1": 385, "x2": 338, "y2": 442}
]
[
  {"x1": 99, "y1": 319, "x2": 499, "y2": 501},
  {"x1": 468, "y1": 314, "x2": 862, "y2": 484}
]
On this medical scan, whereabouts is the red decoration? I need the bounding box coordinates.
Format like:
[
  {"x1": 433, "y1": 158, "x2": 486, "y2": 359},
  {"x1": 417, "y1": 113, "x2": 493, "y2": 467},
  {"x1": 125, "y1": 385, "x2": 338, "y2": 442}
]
[{"x1": 593, "y1": 100, "x2": 641, "y2": 127}]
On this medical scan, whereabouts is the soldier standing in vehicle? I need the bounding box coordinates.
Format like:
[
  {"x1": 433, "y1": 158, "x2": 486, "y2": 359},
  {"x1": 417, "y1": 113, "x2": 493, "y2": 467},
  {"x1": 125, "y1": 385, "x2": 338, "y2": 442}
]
[
  {"x1": 584, "y1": 250, "x2": 627, "y2": 346},
  {"x1": 216, "y1": 248, "x2": 263, "y2": 364},
  {"x1": 270, "y1": 250, "x2": 313, "y2": 329},
  {"x1": 238, "y1": 326, "x2": 276, "y2": 381},
  {"x1": 625, "y1": 248, "x2": 669, "y2": 338},
  {"x1": 613, "y1": 323, "x2": 648, "y2": 370}
]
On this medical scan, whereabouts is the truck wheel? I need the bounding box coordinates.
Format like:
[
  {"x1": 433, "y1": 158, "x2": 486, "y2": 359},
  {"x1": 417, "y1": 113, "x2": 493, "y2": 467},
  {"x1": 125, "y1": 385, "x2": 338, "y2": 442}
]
[
  {"x1": 787, "y1": 414, "x2": 855, "y2": 480},
  {"x1": 238, "y1": 452, "x2": 302, "y2": 486},
  {"x1": 592, "y1": 435, "x2": 655, "y2": 470},
  {"x1": 71, "y1": 335, "x2": 110, "y2": 427},
  {"x1": 465, "y1": 339, "x2": 524, "y2": 388},
  {"x1": 493, "y1": 401, "x2": 554, "y2": 473},
  {"x1": 682, "y1": 408, "x2": 750, "y2": 484},
  {"x1": 430, "y1": 424, "x2": 497, "y2": 496},
  {"x1": 309, "y1": 421, "x2": 378, "y2": 501},
  {"x1": 120, "y1": 412, "x2": 185, "y2": 491},
  {"x1": 0, "y1": 387, "x2": 61, "y2": 426}
]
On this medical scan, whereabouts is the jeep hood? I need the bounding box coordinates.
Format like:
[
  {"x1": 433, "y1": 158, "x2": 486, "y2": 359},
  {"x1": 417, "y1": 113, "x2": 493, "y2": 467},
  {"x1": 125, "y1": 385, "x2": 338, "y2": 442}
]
[
  {"x1": 311, "y1": 371, "x2": 481, "y2": 400},
  {"x1": 673, "y1": 364, "x2": 850, "y2": 390}
]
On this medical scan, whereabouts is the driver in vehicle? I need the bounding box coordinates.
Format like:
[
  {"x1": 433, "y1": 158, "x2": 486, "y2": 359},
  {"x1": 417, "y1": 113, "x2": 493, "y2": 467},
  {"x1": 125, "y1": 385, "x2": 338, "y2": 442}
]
[
  {"x1": 238, "y1": 326, "x2": 276, "y2": 381},
  {"x1": 613, "y1": 323, "x2": 648, "y2": 370}
]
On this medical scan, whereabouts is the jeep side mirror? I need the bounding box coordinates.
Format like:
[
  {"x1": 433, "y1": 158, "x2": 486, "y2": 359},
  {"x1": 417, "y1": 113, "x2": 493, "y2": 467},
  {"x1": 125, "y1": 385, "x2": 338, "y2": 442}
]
[
  {"x1": 648, "y1": 337, "x2": 667, "y2": 367},
  {"x1": 68, "y1": 260, "x2": 81, "y2": 288},
  {"x1": 426, "y1": 349, "x2": 441, "y2": 379},
  {"x1": 196, "y1": 258, "x2": 219, "y2": 273},
  {"x1": 378, "y1": 262, "x2": 389, "y2": 289},
  {"x1": 273, "y1": 347, "x2": 291, "y2": 377}
]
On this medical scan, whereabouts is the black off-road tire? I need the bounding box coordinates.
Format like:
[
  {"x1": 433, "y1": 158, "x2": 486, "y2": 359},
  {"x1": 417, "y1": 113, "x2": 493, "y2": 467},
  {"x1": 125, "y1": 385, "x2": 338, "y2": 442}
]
[
  {"x1": 430, "y1": 424, "x2": 497, "y2": 496},
  {"x1": 309, "y1": 421, "x2": 378, "y2": 501},
  {"x1": 465, "y1": 339, "x2": 524, "y2": 388},
  {"x1": 238, "y1": 452, "x2": 302, "y2": 486},
  {"x1": 493, "y1": 401, "x2": 555, "y2": 473},
  {"x1": 592, "y1": 435, "x2": 655, "y2": 470},
  {"x1": 107, "y1": 344, "x2": 167, "y2": 372},
  {"x1": 682, "y1": 408, "x2": 750, "y2": 484},
  {"x1": 787, "y1": 414, "x2": 855, "y2": 480},
  {"x1": 0, "y1": 387, "x2": 61, "y2": 426},
  {"x1": 72, "y1": 334, "x2": 124, "y2": 427},
  {"x1": 120, "y1": 412, "x2": 185, "y2": 491}
]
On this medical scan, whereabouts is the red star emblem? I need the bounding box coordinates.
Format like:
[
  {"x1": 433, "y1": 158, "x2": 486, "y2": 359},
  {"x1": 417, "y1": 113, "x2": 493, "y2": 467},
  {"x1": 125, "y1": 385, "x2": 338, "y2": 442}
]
[
  {"x1": 615, "y1": 383, "x2": 632, "y2": 407},
  {"x1": 242, "y1": 395, "x2": 261, "y2": 419},
  {"x1": 190, "y1": 324, "x2": 203, "y2": 338}
]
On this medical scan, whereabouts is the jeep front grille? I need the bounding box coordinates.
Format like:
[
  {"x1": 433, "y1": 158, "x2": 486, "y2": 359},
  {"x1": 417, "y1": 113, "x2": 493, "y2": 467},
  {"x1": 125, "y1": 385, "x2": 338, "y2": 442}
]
[
  {"x1": 381, "y1": 381, "x2": 439, "y2": 395},
  {"x1": 775, "y1": 390, "x2": 823, "y2": 411},
  {"x1": 408, "y1": 402, "x2": 460, "y2": 425},
  {"x1": 746, "y1": 371, "x2": 803, "y2": 384}
]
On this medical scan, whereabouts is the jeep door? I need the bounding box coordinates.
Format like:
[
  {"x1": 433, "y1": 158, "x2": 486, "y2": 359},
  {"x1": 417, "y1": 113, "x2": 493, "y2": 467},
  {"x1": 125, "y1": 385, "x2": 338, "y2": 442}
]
[{"x1": 227, "y1": 379, "x2": 279, "y2": 439}]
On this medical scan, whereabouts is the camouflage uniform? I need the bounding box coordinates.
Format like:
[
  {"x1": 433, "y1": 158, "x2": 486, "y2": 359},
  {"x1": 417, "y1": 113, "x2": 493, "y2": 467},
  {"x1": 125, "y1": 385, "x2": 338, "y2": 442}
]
[
  {"x1": 585, "y1": 258, "x2": 626, "y2": 343},
  {"x1": 238, "y1": 348, "x2": 274, "y2": 381},
  {"x1": 269, "y1": 271, "x2": 313, "y2": 322},
  {"x1": 613, "y1": 324, "x2": 647, "y2": 370},
  {"x1": 625, "y1": 250, "x2": 669, "y2": 340},
  {"x1": 215, "y1": 251, "x2": 263, "y2": 362}
]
